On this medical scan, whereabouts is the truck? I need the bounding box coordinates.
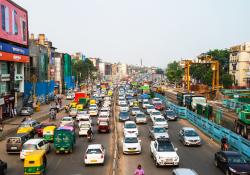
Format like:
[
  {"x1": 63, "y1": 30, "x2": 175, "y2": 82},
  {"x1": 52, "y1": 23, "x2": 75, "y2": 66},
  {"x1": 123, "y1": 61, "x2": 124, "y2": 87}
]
[
  {"x1": 150, "y1": 138, "x2": 179, "y2": 167},
  {"x1": 235, "y1": 104, "x2": 250, "y2": 140},
  {"x1": 177, "y1": 92, "x2": 194, "y2": 106},
  {"x1": 74, "y1": 92, "x2": 87, "y2": 103},
  {"x1": 185, "y1": 95, "x2": 206, "y2": 111}
]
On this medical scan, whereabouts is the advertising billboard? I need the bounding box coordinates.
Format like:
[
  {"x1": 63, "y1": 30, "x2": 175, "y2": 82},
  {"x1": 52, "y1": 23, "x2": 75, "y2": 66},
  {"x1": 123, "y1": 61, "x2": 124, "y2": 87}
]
[
  {"x1": 0, "y1": 0, "x2": 28, "y2": 47},
  {"x1": 0, "y1": 51, "x2": 29, "y2": 63},
  {"x1": 0, "y1": 41, "x2": 29, "y2": 55}
]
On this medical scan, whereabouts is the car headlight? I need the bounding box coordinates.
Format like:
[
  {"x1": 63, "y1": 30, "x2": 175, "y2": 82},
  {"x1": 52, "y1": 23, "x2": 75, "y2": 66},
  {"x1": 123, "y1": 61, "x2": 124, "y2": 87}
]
[
  {"x1": 229, "y1": 167, "x2": 237, "y2": 173},
  {"x1": 174, "y1": 156, "x2": 179, "y2": 161}
]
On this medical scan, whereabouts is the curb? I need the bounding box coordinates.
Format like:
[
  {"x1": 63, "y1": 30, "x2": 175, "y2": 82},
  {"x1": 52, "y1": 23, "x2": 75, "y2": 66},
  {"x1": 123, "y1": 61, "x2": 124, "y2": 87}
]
[{"x1": 112, "y1": 90, "x2": 118, "y2": 175}]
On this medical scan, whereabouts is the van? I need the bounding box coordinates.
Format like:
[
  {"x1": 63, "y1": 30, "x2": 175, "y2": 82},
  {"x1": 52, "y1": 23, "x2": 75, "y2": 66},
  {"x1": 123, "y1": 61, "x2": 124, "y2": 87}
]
[{"x1": 6, "y1": 133, "x2": 30, "y2": 153}]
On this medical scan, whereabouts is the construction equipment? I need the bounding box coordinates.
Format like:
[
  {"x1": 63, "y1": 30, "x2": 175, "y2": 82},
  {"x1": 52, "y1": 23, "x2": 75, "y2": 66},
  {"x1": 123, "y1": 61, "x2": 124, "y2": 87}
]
[
  {"x1": 181, "y1": 55, "x2": 221, "y2": 93},
  {"x1": 235, "y1": 104, "x2": 250, "y2": 140}
]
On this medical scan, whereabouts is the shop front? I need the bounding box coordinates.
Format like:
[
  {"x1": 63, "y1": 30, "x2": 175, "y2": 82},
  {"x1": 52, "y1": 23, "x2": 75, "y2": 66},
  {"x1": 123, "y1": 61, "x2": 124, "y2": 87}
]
[{"x1": 2, "y1": 95, "x2": 15, "y2": 119}]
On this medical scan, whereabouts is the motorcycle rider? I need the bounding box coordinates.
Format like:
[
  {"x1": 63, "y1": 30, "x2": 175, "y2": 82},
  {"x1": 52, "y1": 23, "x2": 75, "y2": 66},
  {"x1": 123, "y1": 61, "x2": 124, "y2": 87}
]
[
  {"x1": 221, "y1": 136, "x2": 228, "y2": 151},
  {"x1": 87, "y1": 127, "x2": 93, "y2": 141},
  {"x1": 50, "y1": 109, "x2": 56, "y2": 120}
]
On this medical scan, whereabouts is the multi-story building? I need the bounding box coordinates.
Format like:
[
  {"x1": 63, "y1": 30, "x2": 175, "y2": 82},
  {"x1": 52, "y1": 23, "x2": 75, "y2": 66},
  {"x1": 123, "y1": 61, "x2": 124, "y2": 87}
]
[
  {"x1": 117, "y1": 63, "x2": 128, "y2": 79},
  {"x1": 54, "y1": 52, "x2": 64, "y2": 94},
  {"x1": 63, "y1": 53, "x2": 74, "y2": 90},
  {"x1": 229, "y1": 42, "x2": 250, "y2": 87},
  {"x1": 0, "y1": 0, "x2": 29, "y2": 119}
]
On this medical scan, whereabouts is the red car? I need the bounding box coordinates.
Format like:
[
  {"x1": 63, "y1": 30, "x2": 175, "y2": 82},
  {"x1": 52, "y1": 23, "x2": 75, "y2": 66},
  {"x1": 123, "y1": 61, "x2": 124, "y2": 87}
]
[
  {"x1": 154, "y1": 103, "x2": 164, "y2": 111},
  {"x1": 98, "y1": 121, "x2": 110, "y2": 133},
  {"x1": 35, "y1": 123, "x2": 57, "y2": 137}
]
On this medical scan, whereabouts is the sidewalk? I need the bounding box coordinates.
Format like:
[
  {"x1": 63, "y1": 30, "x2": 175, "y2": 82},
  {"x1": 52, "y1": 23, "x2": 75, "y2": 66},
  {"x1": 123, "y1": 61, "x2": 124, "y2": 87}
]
[{"x1": 0, "y1": 98, "x2": 69, "y2": 140}]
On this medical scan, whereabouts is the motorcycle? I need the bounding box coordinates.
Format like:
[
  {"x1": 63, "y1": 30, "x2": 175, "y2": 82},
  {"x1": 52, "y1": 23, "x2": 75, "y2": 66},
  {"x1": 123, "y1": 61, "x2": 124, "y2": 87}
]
[
  {"x1": 87, "y1": 133, "x2": 93, "y2": 142},
  {"x1": 221, "y1": 143, "x2": 228, "y2": 151},
  {"x1": 50, "y1": 111, "x2": 56, "y2": 121}
]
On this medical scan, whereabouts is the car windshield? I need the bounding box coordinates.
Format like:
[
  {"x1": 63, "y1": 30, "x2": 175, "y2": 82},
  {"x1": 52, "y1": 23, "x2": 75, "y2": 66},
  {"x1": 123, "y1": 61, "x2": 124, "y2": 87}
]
[
  {"x1": 124, "y1": 137, "x2": 138, "y2": 143},
  {"x1": 147, "y1": 106, "x2": 154, "y2": 109},
  {"x1": 125, "y1": 123, "x2": 136, "y2": 128},
  {"x1": 152, "y1": 111, "x2": 161, "y2": 115},
  {"x1": 80, "y1": 124, "x2": 90, "y2": 128},
  {"x1": 132, "y1": 108, "x2": 140, "y2": 111},
  {"x1": 158, "y1": 144, "x2": 174, "y2": 152},
  {"x1": 62, "y1": 118, "x2": 72, "y2": 121},
  {"x1": 154, "y1": 127, "x2": 166, "y2": 133},
  {"x1": 121, "y1": 104, "x2": 128, "y2": 107},
  {"x1": 120, "y1": 112, "x2": 129, "y2": 116},
  {"x1": 154, "y1": 103, "x2": 162, "y2": 106},
  {"x1": 228, "y1": 155, "x2": 247, "y2": 164},
  {"x1": 155, "y1": 118, "x2": 165, "y2": 122},
  {"x1": 136, "y1": 114, "x2": 145, "y2": 118},
  {"x1": 101, "y1": 110, "x2": 108, "y2": 112},
  {"x1": 166, "y1": 111, "x2": 175, "y2": 116},
  {"x1": 19, "y1": 123, "x2": 31, "y2": 127},
  {"x1": 143, "y1": 102, "x2": 149, "y2": 104},
  {"x1": 22, "y1": 144, "x2": 37, "y2": 150},
  {"x1": 86, "y1": 148, "x2": 102, "y2": 154},
  {"x1": 184, "y1": 130, "x2": 198, "y2": 137}
]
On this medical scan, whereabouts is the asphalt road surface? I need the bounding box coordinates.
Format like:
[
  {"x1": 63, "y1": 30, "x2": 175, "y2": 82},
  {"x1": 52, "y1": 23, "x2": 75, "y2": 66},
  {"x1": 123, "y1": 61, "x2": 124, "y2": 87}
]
[
  {"x1": 0, "y1": 108, "x2": 114, "y2": 175},
  {"x1": 116, "y1": 103, "x2": 224, "y2": 175}
]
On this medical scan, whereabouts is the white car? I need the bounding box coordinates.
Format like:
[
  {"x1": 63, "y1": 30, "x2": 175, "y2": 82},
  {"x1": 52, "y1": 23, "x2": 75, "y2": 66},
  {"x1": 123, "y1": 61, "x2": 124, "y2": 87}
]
[
  {"x1": 101, "y1": 105, "x2": 111, "y2": 111},
  {"x1": 84, "y1": 144, "x2": 105, "y2": 165},
  {"x1": 122, "y1": 134, "x2": 141, "y2": 154},
  {"x1": 104, "y1": 96, "x2": 111, "y2": 101},
  {"x1": 142, "y1": 101, "x2": 150, "y2": 109},
  {"x1": 66, "y1": 93, "x2": 74, "y2": 100},
  {"x1": 146, "y1": 105, "x2": 155, "y2": 114},
  {"x1": 97, "y1": 114, "x2": 110, "y2": 124},
  {"x1": 153, "y1": 116, "x2": 168, "y2": 128},
  {"x1": 99, "y1": 108, "x2": 110, "y2": 117},
  {"x1": 123, "y1": 121, "x2": 138, "y2": 136},
  {"x1": 152, "y1": 98, "x2": 162, "y2": 105},
  {"x1": 20, "y1": 139, "x2": 50, "y2": 159},
  {"x1": 60, "y1": 116, "x2": 74, "y2": 126},
  {"x1": 131, "y1": 107, "x2": 140, "y2": 116},
  {"x1": 78, "y1": 115, "x2": 92, "y2": 126},
  {"x1": 120, "y1": 104, "x2": 129, "y2": 112},
  {"x1": 103, "y1": 100, "x2": 111, "y2": 106},
  {"x1": 119, "y1": 100, "x2": 127, "y2": 106},
  {"x1": 79, "y1": 123, "x2": 92, "y2": 136},
  {"x1": 76, "y1": 112, "x2": 89, "y2": 121},
  {"x1": 135, "y1": 113, "x2": 147, "y2": 124},
  {"x1": 150, "y1": 110, "x2": 163, "y2": 122},
  {"x1": 88, "y1": 107, "x2": 98, "y2": 116}
]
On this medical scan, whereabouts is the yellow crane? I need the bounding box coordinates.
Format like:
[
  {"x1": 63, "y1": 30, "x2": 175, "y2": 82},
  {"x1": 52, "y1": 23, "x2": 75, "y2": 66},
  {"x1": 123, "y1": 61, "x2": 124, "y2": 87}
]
[{"x1": 181, "y1": 55, "x2": 220, "y2": 93}]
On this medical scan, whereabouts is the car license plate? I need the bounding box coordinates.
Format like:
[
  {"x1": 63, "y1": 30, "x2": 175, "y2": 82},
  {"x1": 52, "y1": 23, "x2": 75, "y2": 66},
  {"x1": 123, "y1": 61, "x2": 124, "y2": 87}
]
[
  {"x1": 11, "y1": 147, "x2": 17, "y2": 150},
  {"x1": 91, "y1": 160, "x2": 97, "y2": 162}
]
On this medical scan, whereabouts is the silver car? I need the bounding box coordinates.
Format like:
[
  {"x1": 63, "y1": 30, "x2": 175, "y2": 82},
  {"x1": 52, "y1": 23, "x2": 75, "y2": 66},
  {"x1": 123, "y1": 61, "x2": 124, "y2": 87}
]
[
  {"x1": 173, "y1": 168, "x2": 198, "y2": 175},
  {"x1": 179, "y1": 127, "x2": 201, "y2": 146},
  {"x1": 20, "y1": 107, "x2": 34, "y2": 116},
  {"x1": 149, "y1": 126, "x2": 169, "y2": 140}
]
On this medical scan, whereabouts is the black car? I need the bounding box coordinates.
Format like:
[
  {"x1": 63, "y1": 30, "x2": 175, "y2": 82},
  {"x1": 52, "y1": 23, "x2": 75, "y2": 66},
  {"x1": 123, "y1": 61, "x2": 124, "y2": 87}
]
[
  {"x1": 119, "y1": 111, "x2": 130, "y2": 122},
  {"x1": 164, "y1": 110, "x2": 178, "y2": 121},
  {"x1": 0, "y1": 159, "x2": 7, "y2": 175},
  {"x1": 214, "y1": 151, "x2": 250, "y2": 175}
]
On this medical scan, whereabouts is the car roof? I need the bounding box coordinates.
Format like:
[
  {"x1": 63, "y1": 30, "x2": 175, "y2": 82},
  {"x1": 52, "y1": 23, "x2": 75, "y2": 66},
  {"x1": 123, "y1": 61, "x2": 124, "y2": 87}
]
[
  {"x1": 125, "y1": 121, "x2": 136, "y2": 124},
  {"x1": 153, "y1": 125, "x2": 165, "y2": 129},
  {"x1": 182, "y1": 127, "x2": 195, "y2": 131},
  {"x1": 87, "y1": 144, "x2": 102, "y2": 149},
  {"x1": 24, "y1": 138, "x2": 44, "y2": 144},
  {"x1": 124, "y1": 133, "x2": 137, "y2": 138},
  {"x1": 173, "y1": 168, "x2": 198, "y2": 175},
  {"x1": 62, "y1": 116, "x2": 73, "y2": 119}
]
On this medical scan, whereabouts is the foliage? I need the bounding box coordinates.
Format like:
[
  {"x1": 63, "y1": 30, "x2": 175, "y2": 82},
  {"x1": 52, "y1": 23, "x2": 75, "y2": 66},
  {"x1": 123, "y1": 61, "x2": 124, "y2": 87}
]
[
  {"x1": 165, "y1": 61, "x2": 183, "y2": 86},
  {"x1": 221, "y1": 74, "x2": 233, "y2": 88},
  {"x1": 72, "y1": 58, "x2": 97, "y2": 84}
]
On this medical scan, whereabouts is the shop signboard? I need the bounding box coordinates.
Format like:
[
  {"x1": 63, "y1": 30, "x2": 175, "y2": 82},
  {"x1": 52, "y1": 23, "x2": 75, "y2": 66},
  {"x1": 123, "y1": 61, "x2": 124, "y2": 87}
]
[
  {"x1": 0, "y1": 0, "x2": 29, "y2": 46},
  {"x1": 0, "y1": 74, "x2": 10, "y2": 81},
  {"x1": 0, "y1": 41, "x2": 29, "y2": 55},
  {"x1": 0, "y1": 98, "x2": 4, "y2": 105},
  {"x1": 0, "y1": 51, "x2": 29, "y2": 63}
]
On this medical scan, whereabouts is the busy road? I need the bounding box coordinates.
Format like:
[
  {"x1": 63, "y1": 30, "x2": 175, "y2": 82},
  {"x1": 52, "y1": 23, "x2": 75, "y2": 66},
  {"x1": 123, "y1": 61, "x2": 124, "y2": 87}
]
[{"x1": 0, "y1": 101, "x2": 114, "y2": 175}]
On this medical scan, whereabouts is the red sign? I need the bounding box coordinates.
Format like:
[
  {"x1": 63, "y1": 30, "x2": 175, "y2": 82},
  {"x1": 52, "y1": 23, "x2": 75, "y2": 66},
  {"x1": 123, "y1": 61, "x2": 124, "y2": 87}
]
[
  {"x1": 0, "y1": 51, "x2": 29, "y2": 63},
  {"x1": 0, "y1": 0, "x2": 28, "y2": 46}
]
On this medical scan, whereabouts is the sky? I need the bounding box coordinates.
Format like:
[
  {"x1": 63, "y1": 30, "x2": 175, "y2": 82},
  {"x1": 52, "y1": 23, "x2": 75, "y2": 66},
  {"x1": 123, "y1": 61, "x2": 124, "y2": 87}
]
[{"x1": 13, "y1": 0, "x2": 250, "y2": 68}]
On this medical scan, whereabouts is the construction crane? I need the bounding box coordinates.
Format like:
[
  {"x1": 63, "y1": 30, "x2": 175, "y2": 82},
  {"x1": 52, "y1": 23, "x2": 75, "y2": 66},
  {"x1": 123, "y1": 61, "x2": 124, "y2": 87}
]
[{"x1": 181, "y1": 55, "x2": 220, "y2": 93}]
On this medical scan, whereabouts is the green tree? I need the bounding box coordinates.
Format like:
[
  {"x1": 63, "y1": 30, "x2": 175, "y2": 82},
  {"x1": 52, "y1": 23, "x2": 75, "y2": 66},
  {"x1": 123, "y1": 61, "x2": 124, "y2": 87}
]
[
  {"x1": 165, "y1": 61, "x2": 183, "y2": 86},
  {"x1": 221, "y1": 74, "x2": 233, "y2": 88}
]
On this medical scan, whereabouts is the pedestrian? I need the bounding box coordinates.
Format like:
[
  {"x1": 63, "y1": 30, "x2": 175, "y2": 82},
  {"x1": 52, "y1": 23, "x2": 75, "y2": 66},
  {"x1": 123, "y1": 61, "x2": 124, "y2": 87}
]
[{"x1": 134, "y1": 164, "x2": 145, "y2": 175}]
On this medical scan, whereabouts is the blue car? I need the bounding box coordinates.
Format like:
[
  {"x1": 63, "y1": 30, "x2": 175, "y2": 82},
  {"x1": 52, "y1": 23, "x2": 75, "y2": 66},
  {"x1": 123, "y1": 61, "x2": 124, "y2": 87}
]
[{"x1": 119, "y1": 111, "x2": 130, "y2": 122}]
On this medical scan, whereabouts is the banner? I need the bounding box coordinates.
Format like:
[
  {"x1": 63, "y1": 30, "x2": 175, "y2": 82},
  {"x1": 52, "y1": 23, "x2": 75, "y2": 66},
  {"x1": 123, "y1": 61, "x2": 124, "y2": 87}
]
[
  {"x1": 0, "y1": 41, "x2": 29, "y2": 55},
  {"x1": 0, "y1": 51, "x2": 29, "y2": 63}
]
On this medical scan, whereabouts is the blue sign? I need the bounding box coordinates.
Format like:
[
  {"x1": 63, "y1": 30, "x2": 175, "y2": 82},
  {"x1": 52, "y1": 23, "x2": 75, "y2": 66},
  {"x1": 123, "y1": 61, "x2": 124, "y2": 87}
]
[{"x1": 0, "y1": 41, "x2": 29, "y2": 56}]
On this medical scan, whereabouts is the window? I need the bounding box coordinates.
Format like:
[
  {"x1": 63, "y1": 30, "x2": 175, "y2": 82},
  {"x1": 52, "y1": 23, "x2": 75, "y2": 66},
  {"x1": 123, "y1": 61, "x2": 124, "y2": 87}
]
[
  {"x1": 0, "y1": 82, "x2": 8, "y2": 94},
  {"x1": 0, "y1": 62, "x2": 9, "y2": 74},
  {"x1": 1, "y1": 5, "x2": 9, "y2": 32},
  {"x1": 16, "y1": 63, "x2": 22, "y2": 74},
  {"x1": 12, "y1": 10, "x2": 18, "y2": 35},
  {"x1": 20, "y1": 18, "x2": 27, "y2": 41}
]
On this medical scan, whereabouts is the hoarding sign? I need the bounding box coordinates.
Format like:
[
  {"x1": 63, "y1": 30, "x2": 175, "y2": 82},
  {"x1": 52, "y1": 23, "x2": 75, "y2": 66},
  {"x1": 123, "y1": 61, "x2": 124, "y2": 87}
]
[
  {"x1": 0, "y1": 0, "x2": 28, "y2": 46},
  {"x1": 0, "y1": 74, "x2": 10, "y2": 81},
  {"x1": 0, "y1": 41, "x2": 29, "y2": 55},
  {"x1": 0, "y1": 51, "x2": 29, "y2": 63},
  {"x1": 0, "y1": 98, "x2": 4, "y2": 105}
]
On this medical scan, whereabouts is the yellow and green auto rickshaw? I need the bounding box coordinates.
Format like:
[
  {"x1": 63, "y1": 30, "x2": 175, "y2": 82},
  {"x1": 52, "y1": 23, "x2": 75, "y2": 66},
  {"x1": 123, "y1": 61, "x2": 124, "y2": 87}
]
[
  {"x1": 70, "y1": 101, "x2": 77, "y2": 108},
  {"x1": 76, "y1": 104, "x2": 84, "y2": 111},
  {"x1": 43, "y1": 125, "x2": 57, "y2": 142},
  {"x1": 17, "y1": 126, "x2": 34, "y2": 138},
  {"x1": 133, "y1": 101, "x2": 139, "y2": 107},
  {"x1": 24, "y1": 150, "x2": 47, "y2": 175}
]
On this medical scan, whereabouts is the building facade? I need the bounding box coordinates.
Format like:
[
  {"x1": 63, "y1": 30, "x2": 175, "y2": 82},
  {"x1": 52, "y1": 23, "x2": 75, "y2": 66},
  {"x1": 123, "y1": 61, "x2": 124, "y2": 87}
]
[
  {"x1": 0, "y1": 0, "x2": 29, "y2": 119},
  {"x1": 229, "y1": 42, "x2": 250, "y2": 87}
]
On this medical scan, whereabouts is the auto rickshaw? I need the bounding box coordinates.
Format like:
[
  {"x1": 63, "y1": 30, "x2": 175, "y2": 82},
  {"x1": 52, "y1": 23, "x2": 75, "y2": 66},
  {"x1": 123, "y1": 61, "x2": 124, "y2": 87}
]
[
  {"x1": 76, "y1": 104, "x2": 83, "y2": 111},
  {"x1": 133, "y1": 101, "x2": 139, "y2": 107},
  {"x1": 70, "y1": 102, "x2": 77, "y2": 108},
  {"x1": 43, "y1": 125, "x2": 57, "y2": 142},
  {"x1": 89, "y1": 99, "x2": 96, "y2": 105},
  {"x1": 24, "y1": 150, "x2": 47, "y2": 175},
  {"x1": 17, "y1": 127, "x2": 34, "y2": 138}
]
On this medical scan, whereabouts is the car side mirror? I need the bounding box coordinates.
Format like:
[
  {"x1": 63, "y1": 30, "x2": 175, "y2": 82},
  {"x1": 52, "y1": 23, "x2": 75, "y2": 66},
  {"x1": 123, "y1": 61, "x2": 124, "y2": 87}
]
[{"x1": 175, "y1": 148, "x2": 178, "y2": 151}]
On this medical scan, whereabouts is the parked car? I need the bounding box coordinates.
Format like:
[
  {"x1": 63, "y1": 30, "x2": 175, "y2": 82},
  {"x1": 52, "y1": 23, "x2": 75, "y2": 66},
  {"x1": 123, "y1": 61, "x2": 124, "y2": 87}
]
[
  {"x1": 123, "y1": 121, "x2": 138, "y2": 136},
  {"x1": 84, "y1": 144, "x2": 105, "y2": 166},
  {"x1": 20, "y1": 138, "x2": 50, "y2": 160},
  {"x1": 164, "y1": 109, "x2": 178, "y2": 121},
  {"x1": 20, "y1": 107, "x2": 34, "y2": 116},
  {"x1": 149, "y1": 126, "x2": 169, "y2": 140},
  {"x1": 122, "y1": 134, "x2": 141, "y2": 154},
  {"x1": 119, "y1": 111, "x2": 130, "y2": 122},
  {"x1": 172, "y1": 168, "x2": 198, "y2": 175},
  {"x1": 135, "y1": 113, "x2": 147, "y2": 124},
  {"x1": 179, "y1": 127, "x2": 201, "y2": 146},
  {"x1": 214, "y1": 151, "x2": 250, "y2": 175},
  {"x1": 0, "y1": 159, "x2": 7, "y2": 175}
]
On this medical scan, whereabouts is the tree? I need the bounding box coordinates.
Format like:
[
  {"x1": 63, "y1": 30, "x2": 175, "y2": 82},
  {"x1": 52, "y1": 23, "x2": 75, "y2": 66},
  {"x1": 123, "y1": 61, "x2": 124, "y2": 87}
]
[
  {"x1": 221, "y1": 74, "x2": 233, "y2": 88},
  {"x1": 165, "y1": 61, "x2": 183, "y2": 86}
]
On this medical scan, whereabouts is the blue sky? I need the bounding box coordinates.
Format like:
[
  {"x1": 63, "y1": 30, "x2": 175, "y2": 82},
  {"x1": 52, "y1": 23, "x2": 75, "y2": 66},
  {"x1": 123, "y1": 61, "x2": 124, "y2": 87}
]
[{"x1": 13, "y1": 0, "x2": 250, "y2": 68}]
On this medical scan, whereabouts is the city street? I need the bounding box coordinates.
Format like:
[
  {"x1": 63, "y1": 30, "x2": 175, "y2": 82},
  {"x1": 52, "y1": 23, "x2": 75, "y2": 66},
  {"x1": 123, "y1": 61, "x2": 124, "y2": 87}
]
[
  {"x1": 0, "y1": 105, "x2": 114, "y2": 175},
  {"x1": 116, "y1": 103, "x2": 224, "y2": 175}
]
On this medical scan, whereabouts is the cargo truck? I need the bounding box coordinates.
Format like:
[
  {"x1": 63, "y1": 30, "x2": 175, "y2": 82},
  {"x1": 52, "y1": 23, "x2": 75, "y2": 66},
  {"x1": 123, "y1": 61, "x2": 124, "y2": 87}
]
[
  {"x1": 177, "y1": 92, "x2": 194, "y2": 106},
  {"x1": 185, "y1": 95, "x2": 206, "y2": 111},
  {"x1": 235, "y1": 104, "x2": 250, "y2": 140}
]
